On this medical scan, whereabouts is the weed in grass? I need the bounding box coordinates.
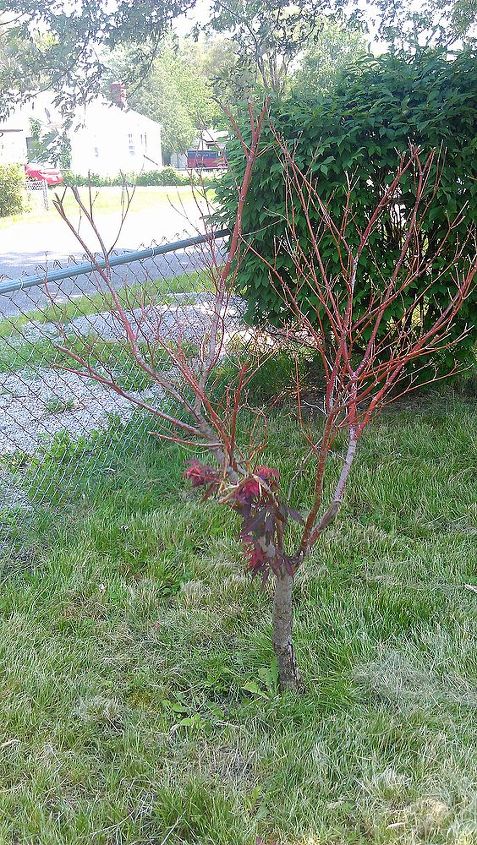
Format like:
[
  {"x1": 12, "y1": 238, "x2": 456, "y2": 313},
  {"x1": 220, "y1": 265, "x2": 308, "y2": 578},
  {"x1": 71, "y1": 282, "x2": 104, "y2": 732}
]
[{"x1": 44, "y1": 397, "x2": 75, "y2": 415}]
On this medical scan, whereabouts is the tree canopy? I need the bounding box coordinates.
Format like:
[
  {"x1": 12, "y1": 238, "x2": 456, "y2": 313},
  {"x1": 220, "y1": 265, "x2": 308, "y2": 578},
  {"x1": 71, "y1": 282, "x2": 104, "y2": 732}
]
[
  {"x1": 0, "y1": 0, "x2": 365, "y2": 111},
  {"x1": 372, "y1": 0, "x2": 477, "y2": 48},
  {"x1": 202, "y1": 0, "x2": 353, "y2": 94},
  {"x1": 1, "y1": 0, "x2": 476, "y2": 116},
  {"x1": 0, "y1": 0, "x2": 194, "y2": 115},
  {"x1": 291, "y1": 21, "x2": 368, "y2": 96}
]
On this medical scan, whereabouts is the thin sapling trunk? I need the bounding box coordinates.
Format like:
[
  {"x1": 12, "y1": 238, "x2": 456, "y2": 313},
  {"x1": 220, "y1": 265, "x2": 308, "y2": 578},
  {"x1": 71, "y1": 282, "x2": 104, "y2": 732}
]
[{"x1": 272, "y1": 568, "x2": 302, "y2": 692}]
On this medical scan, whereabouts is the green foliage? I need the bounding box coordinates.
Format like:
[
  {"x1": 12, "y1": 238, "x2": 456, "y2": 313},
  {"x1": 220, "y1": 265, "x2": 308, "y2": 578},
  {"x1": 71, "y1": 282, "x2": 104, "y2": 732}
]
[
  {"x1": 0, "y1": 164, "x2": 25, "y2": 217},
  {"x1": 136, "y1": 167, "x2": 186, "y2": 186},
  {"x1": 135, "y1": 167, "x2": 194, "y2": 186},
  {"x1": 0, "y1": 1, "x2": 195, "y2": 118},
  {"x1": 291, "y1": 20, "x2": 368, "y2": 96},
  {"x1": 27, "y1": 118, "x2": 49, "y2": 162},
  {"x1": 27, "y1": 118, "x2": 72, "y2": 167},
  {"x1": 63, "y1": 167, "x2": 217, "y2": 188},
  {"x1": 375, "y1": 0, "x2": 477, "y2": 49},
  {"x1": 218, "y1": 48, "x2": 477, "y2": 374},
  {"x1": 198, "y1": 36, "x2": 260, "y2": 105},
  {"x1": 204, "y1": 0, "x2": 344, "y2": 95}
]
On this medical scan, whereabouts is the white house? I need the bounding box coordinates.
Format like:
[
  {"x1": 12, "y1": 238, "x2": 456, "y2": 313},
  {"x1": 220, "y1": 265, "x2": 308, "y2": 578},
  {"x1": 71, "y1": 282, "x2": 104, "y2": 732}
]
[
  {"x1": 0, "y1": 90, "x2": 163, "y2": 176},
  {"x1": 70, "y1": 99, "x2": 163, "y2": 176},
  {"x1": 0, "y1": 121, "x2": 28, "y2": 164}
]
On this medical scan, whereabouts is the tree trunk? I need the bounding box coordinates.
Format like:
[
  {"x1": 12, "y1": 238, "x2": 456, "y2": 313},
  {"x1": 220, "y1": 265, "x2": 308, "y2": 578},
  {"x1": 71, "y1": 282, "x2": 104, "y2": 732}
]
[{"x1": 272, "y1": 570, "x2": 303, "y2": 692}]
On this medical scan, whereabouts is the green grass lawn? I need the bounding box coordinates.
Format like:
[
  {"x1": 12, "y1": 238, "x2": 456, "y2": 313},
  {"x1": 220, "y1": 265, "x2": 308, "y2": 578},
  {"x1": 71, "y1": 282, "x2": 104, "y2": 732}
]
[
  {"x1": 0, "y1": 185, "x2": 197, "y2": 230},
  {"x1": 0, "y1": 269, "x2": 209, "y2": 345},
  {"x1": 0, "y1": 390, "x2": 476, "y2": 844}
]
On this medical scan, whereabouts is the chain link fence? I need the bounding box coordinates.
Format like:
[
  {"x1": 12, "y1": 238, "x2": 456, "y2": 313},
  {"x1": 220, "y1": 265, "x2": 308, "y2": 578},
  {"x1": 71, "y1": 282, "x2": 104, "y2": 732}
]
[
  {"x1": 25, "y1": 178, "x2": 49, "y2": 211},
  {"x1": 0, "y1": 229, "x2": 255, "y2": 555}
]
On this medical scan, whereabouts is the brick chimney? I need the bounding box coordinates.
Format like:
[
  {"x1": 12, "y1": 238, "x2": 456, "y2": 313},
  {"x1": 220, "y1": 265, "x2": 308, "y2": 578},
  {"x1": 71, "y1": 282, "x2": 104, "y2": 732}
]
[{"x1": 110, "y1": 81, "x2": 127, "y2": 110}]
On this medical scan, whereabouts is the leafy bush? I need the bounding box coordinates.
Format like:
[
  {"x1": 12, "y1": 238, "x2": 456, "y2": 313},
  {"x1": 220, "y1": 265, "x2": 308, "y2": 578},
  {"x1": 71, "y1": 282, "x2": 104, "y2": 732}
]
[
  {"x1": 62, "y1": 171, "x2": 114, "y2": 187},
  {"x1": 135, "y1": 166, "x2": 190, "y2": 186},
  {"x1": 63, "y1": 167, "x2": 218, "y2": 188},
  {"x1": 0, "y1": 164, "x2": 25, "y2": 217},
  {"x1": 217, "y1": 48, "x2": 477, "y2": 373}
]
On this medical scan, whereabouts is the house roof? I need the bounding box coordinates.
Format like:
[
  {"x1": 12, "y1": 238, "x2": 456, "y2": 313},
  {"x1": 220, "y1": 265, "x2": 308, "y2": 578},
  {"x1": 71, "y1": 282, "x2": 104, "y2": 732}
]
[{"x1": 0, "y1": 93, "x2": 161, "y2": 135}]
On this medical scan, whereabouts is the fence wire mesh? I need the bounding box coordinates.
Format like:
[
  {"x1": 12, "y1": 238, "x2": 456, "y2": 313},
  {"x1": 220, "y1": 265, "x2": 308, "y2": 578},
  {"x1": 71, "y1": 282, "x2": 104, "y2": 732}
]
[
  {"x1": 25, "y1": 178, "x2": 49, "y2": 211},
  {"x1": 0, "y1": 229, "x2": 253, "y2": 558}
]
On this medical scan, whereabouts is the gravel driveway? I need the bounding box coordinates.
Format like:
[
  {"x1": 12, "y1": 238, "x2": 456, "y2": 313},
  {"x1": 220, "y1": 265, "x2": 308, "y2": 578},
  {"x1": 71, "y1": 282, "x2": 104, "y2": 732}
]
[{"x1": 0, "y1": 296, "x2": 245, "y2": 458}]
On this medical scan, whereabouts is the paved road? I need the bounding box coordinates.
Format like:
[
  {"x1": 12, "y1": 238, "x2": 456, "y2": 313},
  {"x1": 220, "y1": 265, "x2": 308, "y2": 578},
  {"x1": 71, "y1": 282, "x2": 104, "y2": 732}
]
[
  {"x1": 0, "y1": 192, "x2": 216, "y2": 318},
  {"x1": 0, "y1": 193, "x2": 202, "y2": 276},
  {"x1": 0, "y1": 252, "x2": 213, "y2": 318}
]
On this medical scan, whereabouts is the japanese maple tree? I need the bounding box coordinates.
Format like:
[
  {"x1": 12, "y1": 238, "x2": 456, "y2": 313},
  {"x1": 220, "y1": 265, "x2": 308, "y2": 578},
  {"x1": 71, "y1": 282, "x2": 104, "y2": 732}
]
[{"x1": 52, "y1": 107, "x2": 477, "y2": 692}]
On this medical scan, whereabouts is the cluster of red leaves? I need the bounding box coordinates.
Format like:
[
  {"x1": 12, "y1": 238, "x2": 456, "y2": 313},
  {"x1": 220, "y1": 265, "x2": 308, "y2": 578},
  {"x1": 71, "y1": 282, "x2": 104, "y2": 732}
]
[
  {"x1": 185, "y1": 461, "x2": 299, "y2": 580},
  {"x1": 184, "y1": 460, "x2": 220, "y2": 500},
  {"x1": 184, "y1": 460, "x2": 219, "y2": 488},
  {"x1": 184, "y1": 461, "x2": 279, "y2": 503},
  {"x1": 232, "y1": 466, "x2": 280, "y2": 507},
  {"x1": 244, "y1": 541, "x2": 269, "y2": 576}
]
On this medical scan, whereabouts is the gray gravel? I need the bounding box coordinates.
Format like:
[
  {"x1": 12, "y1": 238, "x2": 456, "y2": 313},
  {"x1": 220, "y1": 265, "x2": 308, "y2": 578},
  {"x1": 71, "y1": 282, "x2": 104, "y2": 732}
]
[
  {"x1": 0, "y1": 297, "x2": 246, "y2": 458},
  {"x1": 0, "y1": 366, "x2": 163, "y2": 456},
  {"x1": 0, "y1": 471, "x2": 32, "y2": 511},
  {"x1": 20, "y1": 293, "x2": 244, "y2": 345}
]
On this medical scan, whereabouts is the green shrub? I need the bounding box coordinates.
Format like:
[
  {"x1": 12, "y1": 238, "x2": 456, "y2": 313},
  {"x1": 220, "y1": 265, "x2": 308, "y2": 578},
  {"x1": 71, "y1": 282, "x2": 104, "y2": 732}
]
[
  {"x1": 217, "y1": 48, "x2": 477, "y2": 374},
  {"x1": 62, "y1": 171, "x2": 117, "y2": 187},
  {"x1": 135, "y1": 166, "x2": 189, "y2": 186},
  {"x1": 0, "y1": 164, "x2": 25, "y2": 217},
  {"x1": 63, "y1": 167, "x2": 218, "y2": 188}
]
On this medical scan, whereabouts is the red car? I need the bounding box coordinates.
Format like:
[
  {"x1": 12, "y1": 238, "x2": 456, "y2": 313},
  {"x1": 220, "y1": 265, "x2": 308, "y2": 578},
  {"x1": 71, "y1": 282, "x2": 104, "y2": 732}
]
[{"x1": 25, "y1": 163, "x2": 63, "y2": 186}]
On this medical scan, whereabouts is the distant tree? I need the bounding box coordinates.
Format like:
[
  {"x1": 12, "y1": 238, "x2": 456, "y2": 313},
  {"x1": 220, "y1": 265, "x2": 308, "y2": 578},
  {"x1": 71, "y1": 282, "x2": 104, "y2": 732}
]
[
  {"x1": 291, "y1": 21, "x2": 368, "y2": 96},
  {"x1": 204, "y1": 0, "x2": 323, "y2": 95},
  {"x1": 172, "y1": 40, "x2": 222, "y2": 127},
  {"x1": 107, "y1": 40, "x2": 221, "y2": 161},
  {"x1": 134, "y1": 78, "x2": 195, "y2": 164},
  {"x1": 372, "y1": 0, "x2": 477, "y2": 49},
  {"x1": 199, "y1": 36, "x2": 259, "y2": 103},
  {"x1": 0, "y1": 0, "x2": 195, "y2": 115}
]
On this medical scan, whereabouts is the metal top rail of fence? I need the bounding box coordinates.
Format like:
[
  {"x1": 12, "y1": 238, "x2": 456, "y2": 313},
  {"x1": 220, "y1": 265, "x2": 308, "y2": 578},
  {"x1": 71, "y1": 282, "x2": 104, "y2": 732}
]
[
  {"x1": 0, "y1": 229, "x2": 230, "y2": 296},
  {"x1": 0, "y1": 228, "x2": 245, "y2": 552}
]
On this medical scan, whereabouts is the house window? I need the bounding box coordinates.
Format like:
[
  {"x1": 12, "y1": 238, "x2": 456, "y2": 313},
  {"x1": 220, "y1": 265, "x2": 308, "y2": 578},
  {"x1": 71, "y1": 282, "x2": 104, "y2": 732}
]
[
  {"x1": 93, "y1": 146, "x2": 99, "y2": 158},
  {"x1": 128, "y1": 132, "x2": 135, "y2": 155}
]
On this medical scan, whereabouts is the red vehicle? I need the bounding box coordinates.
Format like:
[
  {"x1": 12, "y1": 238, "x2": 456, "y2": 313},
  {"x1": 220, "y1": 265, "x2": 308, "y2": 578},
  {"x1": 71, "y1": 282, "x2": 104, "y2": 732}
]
[
  {"x1": 24, "y1": 163, "x2": 63, "y2": 186},
  {"x1": 186, "y1": 149, "x2": 227, "y2": 170}
]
